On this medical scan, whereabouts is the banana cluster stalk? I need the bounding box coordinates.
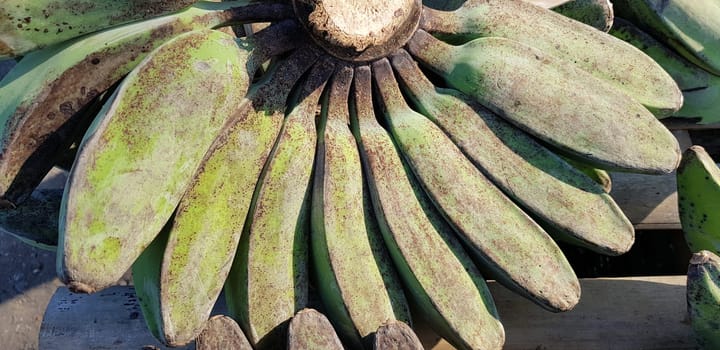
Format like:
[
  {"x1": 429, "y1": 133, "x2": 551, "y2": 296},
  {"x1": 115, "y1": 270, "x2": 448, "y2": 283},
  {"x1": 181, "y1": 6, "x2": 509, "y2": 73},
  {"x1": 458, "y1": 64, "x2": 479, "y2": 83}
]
[{"x1": 0, "y1": 0, "x2": 686, "y2": 348}]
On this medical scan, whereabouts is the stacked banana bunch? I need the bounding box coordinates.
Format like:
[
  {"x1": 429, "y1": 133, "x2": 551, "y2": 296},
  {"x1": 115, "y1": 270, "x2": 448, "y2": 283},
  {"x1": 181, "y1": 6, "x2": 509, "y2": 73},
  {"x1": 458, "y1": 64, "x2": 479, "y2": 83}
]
[
  {"x1": 677, "y1": 146, "x2": 720, "y2": 349},
  {"x1": 0, "y1": 0, "x2": 683, "y2": 349}
]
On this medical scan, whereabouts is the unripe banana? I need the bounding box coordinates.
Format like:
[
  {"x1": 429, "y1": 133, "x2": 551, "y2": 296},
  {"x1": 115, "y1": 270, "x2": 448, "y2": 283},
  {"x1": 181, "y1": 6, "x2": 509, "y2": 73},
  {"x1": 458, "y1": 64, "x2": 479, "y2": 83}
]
[
  {"x1": 372, "y1": 57, "x2": 579, "y2": 312},
  {"x1": 59, "y1": 29, "x2": 254, "y2": 293},
  {"x1": 0, "y1": 4, "x2": 301, "y2": 207},
  {"x1": 224, "y1": 56, "x2": 334, "y2": 349},
  {"x1": 677, "y1": 146, "x2": 720, "y2": 254},
  {"x1": 687, "y1": 250, "x2": 720, "y2": 349},
  {"x1": 419, "y1": 0, "x2": 682, "y2": 116},
  {"x1": 353, "y1": 63, "x2": 504, "y2": 350},
  {"x1": 613, "y1": 0, "x2": 720, "y2": 76},
  {"x1": 551, "y1": 0, "x2": 614, "y2": 32},
  {"x1": 373, "y1": 320, "x2": 423, "y2": 350},
  {"x1": 390, "y1": 49, "x2": 632, "y2": 256},
  {"x1": 407, "y1": 30, "x2": 681, "y2": 174},
  {"x1": 311, "y1": 65, "x2": 410, "y2": 349},
  {"x1": 287, "y1": 309, "x2": 345, "y2": 350}
]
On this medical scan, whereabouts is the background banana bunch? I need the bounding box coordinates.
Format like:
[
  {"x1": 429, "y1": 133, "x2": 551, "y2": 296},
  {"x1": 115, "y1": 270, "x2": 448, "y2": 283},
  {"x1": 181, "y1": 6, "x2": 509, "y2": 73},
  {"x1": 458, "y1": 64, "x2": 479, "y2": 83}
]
[{"x1": 0, "y1": 0, "x2": 686, "y2": 349}]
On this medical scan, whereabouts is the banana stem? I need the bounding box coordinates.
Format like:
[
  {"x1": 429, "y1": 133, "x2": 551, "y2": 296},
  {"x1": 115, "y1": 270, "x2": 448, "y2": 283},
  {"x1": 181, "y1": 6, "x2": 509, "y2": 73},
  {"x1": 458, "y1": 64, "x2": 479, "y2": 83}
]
[{"x1": 405, "y1": 30, "x2": 455, "y2": 81}]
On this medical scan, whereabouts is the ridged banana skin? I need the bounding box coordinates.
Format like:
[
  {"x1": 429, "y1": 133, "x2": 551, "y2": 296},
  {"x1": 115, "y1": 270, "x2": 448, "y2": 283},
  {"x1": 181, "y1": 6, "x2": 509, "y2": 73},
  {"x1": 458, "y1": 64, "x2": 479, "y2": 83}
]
[
  {"x1": 352, "y1": 64, "x2": 504, "y2": 350},
  {"x1": 687, "y1": 250, "x2": 720, "y2": 350},
  {"x1": 155, "y1": 47, "x2": 321, "y2": 347},
  {"x1": 0, "y1": 2, "x2": 287, "y2": 207},
  {"x1": 407, "y1": 30, "x2": 681, "y2": 175},
  {"x1": 372, "y1": 59, "x2": 580, "y2": 312},
  {"x1": 613, "y1": 0, "x2": 720, "y2": 76},
  {"x1": 390, "y1": 50, "x2": 633, "y2": 256},
  {"x1": 419, "y1": 0, "x2": 682, "y2": 116},
  {"x1": 311, "y1": 65, "x2": 410, "y2": 349},
  {"x1": 58, "y1": 29, "x2": 251, "y2": 293},
  {"x1": 677, "y1": 146, "x2": 720, "y2": 255},
  {"x1": 225, "y1": 57, "x2": 334, "y2": 349},
  {"x1": 610, "y1": 18, "x2": 720, "y2": 125},
  {"x1": 0, "y1": 0, "x2": 197, "y2": 58}
]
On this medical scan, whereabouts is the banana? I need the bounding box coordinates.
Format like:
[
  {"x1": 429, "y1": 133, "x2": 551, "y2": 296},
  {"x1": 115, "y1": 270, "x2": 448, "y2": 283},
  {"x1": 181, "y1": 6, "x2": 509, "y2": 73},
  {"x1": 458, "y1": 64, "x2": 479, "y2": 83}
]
[
  {"x1": 0, "y1": 0, "x2": 294, "y2": 58},
  {"x1": 419, "y1": 0, "x2": 682, "y2": 116},
  {"x1": 195, "y1": 315, "x2": 253, "y2": 350},
  {"x1": 686, "y1": 250, "x2": 720, "y2": 349},
  {"x1": 677, "y1": 146, "x2": 720, "y2": 254},
  {"x1": 139, "y1": 47, "x2": 321, "y2": 347},
  {"x1": 373, "y1": 320, "x2": 423, "y2": 350},
  {"x1": 407, "y1": 30, "x2": 681, "y2": 174},
  {"x1": 0, "y1": 3, "x2": 300, "y2": 207},
  {"x1": 224, "y1": 57, "x2": 334, "y2": 349},
  {"x1": 610, "y1": 17, "x2": 720, "y2": 125},
  {"x1": 58, "y1": 29, "x2": 254, "y2": 293},
  {"x1": 287, "y1": 309, "x2": 345, "y2": 350},
  {"x1": 562, "y1": 157, "x2": 612, "y2": 193},
  {"x1": 613, "y1": 0, "x2": 720, "y2": 76},
  {"x1": 352, "y1": 63, "x2": 504, "y2": 349},
  {"x1": 551, "y1": 0, "x2": 614, "y2": 32},
  {"x1": 390, "y1": 49, "x2": 632, "y2": 256},
  {"x1": 371, "y1": 58, "x2": 580, "y2": 312},
  {"x1": 311, "y1": 65, "x2": 410, "y2": 349}
]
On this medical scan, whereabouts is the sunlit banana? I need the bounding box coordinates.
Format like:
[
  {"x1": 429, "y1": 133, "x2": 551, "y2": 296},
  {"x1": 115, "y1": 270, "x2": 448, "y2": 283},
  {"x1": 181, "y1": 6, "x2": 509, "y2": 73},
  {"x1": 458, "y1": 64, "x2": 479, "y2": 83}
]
[
  {"x1": 59, "y1": 29, "x2": 253, "y2": 293},
  {"x1": 0, "y1": 4, "x2": 299, "y2": 207},
  {"x1": 610, "y1": 17, "x2": 720, "y2": 125},
  {"x1": 138, "y1": 47, "x2": 321, "y2": 347},
  {"x1": 0, "y1": 0, "x2": 294, "y2": 58},
  {"x1": 687, "y1": 250, "x2": 720, "y2": 349},
  {"x1": 352, "y1": 64, "x2": 504, "y2": 349},
  {"x1": 225, "y1": 57, "x2": 334, "y2": 349},
  {"x1": 390, "y1": 49, "x2": 632, "y2": 256},
  {"x1": 372, "y1": 58, "x2": 579, "y2": 312},
  {"x1": 677, "y1": 146, "x2": 720, "y2": 254},
  {"x1": 419, "y1": 0, "x2": 682, "y2": 115},
  {"x1": 287, "y1": 309, "x2": 344, "y2": 350},
  {"x1": 407, "y1": 30, "x2": 681, "y2": 174},
  {"x1": 311, "y1": 65, "x2": 410, "y2": 349},
  {"x1": 613, "y1": 0, "x2": 720, "y2": 76}
]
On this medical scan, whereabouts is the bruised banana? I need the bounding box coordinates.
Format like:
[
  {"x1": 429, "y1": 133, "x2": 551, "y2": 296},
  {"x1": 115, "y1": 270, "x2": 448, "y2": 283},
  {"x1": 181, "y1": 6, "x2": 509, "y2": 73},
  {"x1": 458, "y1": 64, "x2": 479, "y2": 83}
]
[
  {"x1": 677, "y1": 146, "x2": 720, "y2": 255},
  {"x1": 225, "y1": 57, "x2": 334, "y2": 349},
  {"x1": 59, "y1": 29, "x2": 255, "y2": 293},
  {"x1": 613, "y1": 0, "x2": 720, "y2": 76},
  {"x1": 687, "y1": 250, "x2": 720, "y2": 350},
  {"x1": 419, "y1": 0, "x2": 682, "y2": 116},
  {"x1": 0, "y1": 0, "x2": 294, "y2": 58},
  {"x1": 372, "y1": 58, "x2": 579, "y2": 312},
  {"x1": 390, "y1": 50, "x2": 632, "y2": 256},
  {"x1": 352, "y1": 64, "x2": 504, "y2": 350},
  {"x1": 407, "y1": 30, "x2": 681, "y2": 174},
  {"x1": 134, "y1": 47, "x2": 321, "y2": 347},
  {"x1": 0, "y1": 3, "x2": 298, "y2": 207},
  {"x1": 610, "y1": 18, "x2": 720, "y2": 125},
  {"x1": 311, "y1": 65, "x2": 410, "y2": 349}
]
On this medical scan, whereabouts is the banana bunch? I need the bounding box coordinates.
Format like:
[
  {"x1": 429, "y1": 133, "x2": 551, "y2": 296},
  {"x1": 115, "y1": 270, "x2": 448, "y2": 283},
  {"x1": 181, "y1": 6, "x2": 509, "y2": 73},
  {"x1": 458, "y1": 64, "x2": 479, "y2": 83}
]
[
  {"x1": 0, "y1": 0, "x2": 683, "y2": 349},
  {"x1": 604, "y1": 0, "x2": 720, "y2": 124}
]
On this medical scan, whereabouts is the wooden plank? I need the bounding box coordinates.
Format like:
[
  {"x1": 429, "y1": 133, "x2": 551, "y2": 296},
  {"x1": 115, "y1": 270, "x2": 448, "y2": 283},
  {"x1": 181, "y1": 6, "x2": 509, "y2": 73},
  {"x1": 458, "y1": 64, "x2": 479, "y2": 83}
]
[
  {"x1": 662, "y1": 118, "x2": 720, "y2": 131},
  {"x1": 40, "y1": 276, "x2": 695, "y2": 349}
]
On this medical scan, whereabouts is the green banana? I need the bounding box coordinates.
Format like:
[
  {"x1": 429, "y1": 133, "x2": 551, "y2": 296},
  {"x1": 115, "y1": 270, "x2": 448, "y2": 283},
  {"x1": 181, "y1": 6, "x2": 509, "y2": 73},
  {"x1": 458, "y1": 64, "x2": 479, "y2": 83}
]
[
  {"x1": 287, "y1": 309, "x2": 344, "y2": 350},
  {"x1": 311, "y1": 65, "x2": 410, "y2": 349},
  {"x1": 372, "y1": 58, "x2": 580, "y2": 312},
  {"x1": 610, "y1": 17, "x2": 720, "y2": 124},
  {"x1": 352, "y1": 63, "x2": 504, "y2": 350},
  {"x1": 562, "y1": 157, "x2": 612, "y2": 193},
  {"x1": 551, "y1": 0, "x2": 614, "y2": 32},
  {"x1": 687, "y1": 250, "x2": 720, "y2": 349},
  {"x1": 613, "y1": 0, "x2": 720, "y2": 76},
  {"x1": 0, "y1": 0, "x2": 294, "y2": 58},
  {"x1": 59, "y1": 28, "x2": 254, "y2": 293},
  {"x1": 390, "y1": 49, "x2": 633, "y2": 256},
  {"x1": 677, "y1": 146, "x2": 720, "y2": 254},
  {"x1": 143, "y1": 47, "x2": 321, "y2": 347},
  {"x1": 419, "y1": 0, "x2": 682, "y2": 116},
  {"x1": 407, "y1": 30, "x2": 681, "y2": 174},
  {"x1": 195, "y1": 315, "x2": 253, "y2": 350},
  {"x1": 225, "y1": 57, "x2": 334, "y2": 349},
  {"x1": 373, "y1": 320, "x2": 423, "y2": 350},
  {"x1": 0, "y1": 3, "x2": 298, "y2": 207}
]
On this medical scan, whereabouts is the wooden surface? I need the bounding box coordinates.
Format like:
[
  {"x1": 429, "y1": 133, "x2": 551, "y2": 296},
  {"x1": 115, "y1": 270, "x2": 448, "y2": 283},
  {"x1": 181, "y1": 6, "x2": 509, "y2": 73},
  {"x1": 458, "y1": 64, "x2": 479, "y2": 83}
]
[{"x1": 40, "y1": 276, "x2": 695, "y2": 349}]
